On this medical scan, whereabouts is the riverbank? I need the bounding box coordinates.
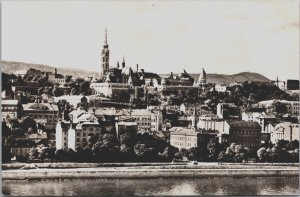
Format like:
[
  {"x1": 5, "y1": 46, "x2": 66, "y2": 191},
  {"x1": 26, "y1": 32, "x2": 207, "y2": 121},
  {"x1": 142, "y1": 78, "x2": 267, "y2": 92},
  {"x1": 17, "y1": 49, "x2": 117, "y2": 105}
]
[{"x1": 2, "y1": 163, "x2": 299, "y2": 180}]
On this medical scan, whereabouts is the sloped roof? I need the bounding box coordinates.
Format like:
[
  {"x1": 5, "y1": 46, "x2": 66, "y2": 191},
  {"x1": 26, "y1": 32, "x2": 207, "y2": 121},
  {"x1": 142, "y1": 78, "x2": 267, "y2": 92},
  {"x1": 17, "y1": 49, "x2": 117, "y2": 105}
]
[
  {"x1": 23, "y1": 102, "x2": 58, "y2": 111},
  {"x1": 170, "y1": 127, "x2": 199, "y2": 136},
  {"x1": 228, "y1": 121, "x2": 261, "y2": 129}
]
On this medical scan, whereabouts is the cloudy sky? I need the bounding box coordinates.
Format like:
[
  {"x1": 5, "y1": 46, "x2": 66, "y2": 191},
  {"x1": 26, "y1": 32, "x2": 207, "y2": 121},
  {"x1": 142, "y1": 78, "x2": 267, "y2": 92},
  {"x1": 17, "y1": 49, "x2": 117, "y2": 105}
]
[{"x1": 2, "y1": 0, "x2": 299, "y2": 81}]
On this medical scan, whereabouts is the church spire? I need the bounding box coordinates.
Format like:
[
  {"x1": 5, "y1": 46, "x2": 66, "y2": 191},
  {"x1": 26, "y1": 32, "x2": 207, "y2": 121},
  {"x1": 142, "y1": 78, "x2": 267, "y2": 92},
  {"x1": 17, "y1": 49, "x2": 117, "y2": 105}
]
[{"x1": 104, "y1": 28, "x2": 108, "y2": 45}]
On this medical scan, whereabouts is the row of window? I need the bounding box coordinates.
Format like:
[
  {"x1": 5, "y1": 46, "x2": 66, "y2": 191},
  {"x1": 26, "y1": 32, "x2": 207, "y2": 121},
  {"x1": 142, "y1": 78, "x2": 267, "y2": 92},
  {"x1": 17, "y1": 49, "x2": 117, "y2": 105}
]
[
  {"x1": 231, "y1": 130, "x2": 258, "y2": 135},
  {"x1": 2, "y1": 106, "x2": 17, "y2": 111},
  {"x1": 171, "y1": 136, "x2": 197, "y2": 142}
]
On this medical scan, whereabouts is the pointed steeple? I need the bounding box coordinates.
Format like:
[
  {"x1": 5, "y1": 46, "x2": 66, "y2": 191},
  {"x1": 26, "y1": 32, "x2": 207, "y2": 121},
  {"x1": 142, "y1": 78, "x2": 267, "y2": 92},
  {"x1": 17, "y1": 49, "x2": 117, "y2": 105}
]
[
  {"x1": 122, "y1": 56, "x2": 126, "y2": 68},
  {"x1": 104, "y1": 28, "x2": 108, "y2": 45}
]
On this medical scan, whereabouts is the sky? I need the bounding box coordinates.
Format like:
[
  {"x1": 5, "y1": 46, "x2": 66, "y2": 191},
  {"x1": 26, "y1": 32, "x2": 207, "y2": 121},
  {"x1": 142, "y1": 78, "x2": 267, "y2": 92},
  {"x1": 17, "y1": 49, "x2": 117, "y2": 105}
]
[{"x1": 2, "y1": 0, "x2": 299, "y2": 81}]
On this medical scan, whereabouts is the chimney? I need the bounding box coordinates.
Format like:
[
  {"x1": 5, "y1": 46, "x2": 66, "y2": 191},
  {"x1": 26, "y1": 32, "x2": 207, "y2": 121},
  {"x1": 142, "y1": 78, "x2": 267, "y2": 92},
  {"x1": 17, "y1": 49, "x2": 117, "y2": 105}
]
[{"x1": 136, "y1": 64, "x2": 139, "y2": 72}]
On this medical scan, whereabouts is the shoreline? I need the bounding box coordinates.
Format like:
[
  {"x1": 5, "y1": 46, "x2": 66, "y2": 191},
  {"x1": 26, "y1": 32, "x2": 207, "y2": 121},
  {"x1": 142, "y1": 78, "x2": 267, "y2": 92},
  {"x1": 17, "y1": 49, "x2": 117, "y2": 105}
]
[{"x1": 2, "y1": 163, "x2": 299, "y2": 180}]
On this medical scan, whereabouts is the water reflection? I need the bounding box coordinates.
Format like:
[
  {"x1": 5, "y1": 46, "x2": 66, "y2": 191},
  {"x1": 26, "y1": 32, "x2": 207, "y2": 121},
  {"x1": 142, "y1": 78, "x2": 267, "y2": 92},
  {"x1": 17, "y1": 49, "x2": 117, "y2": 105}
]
[{"x1": 3, "y1": 176, "x2": 299, "y2": 196}]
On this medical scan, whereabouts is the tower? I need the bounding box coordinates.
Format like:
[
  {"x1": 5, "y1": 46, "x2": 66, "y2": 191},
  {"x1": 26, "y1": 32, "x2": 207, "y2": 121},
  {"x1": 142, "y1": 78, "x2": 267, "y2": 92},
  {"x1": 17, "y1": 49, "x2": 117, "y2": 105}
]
[{"x1": 101, "y1": 29, "x2": 110, "y2": 77}]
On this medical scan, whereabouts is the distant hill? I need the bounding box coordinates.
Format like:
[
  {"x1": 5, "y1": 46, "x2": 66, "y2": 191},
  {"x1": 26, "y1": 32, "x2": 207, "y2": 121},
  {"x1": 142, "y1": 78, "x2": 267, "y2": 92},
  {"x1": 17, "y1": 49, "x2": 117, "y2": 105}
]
[
  {"x1": 1, "y1": 60, "x2": 98, "y2": 78},
  {"x1": 160, "y1": 72, "x2": 270, "y2": 84},
  {"x1": 1, "y1": 60, "x2": 270, "y2": 84}
]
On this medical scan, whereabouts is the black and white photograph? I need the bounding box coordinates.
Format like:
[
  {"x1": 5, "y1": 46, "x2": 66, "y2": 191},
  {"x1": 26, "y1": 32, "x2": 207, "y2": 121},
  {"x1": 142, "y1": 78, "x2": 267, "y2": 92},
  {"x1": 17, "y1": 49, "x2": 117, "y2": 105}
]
[{"x1": 1, "y1": 0, "x2": 299, "y2": 196}]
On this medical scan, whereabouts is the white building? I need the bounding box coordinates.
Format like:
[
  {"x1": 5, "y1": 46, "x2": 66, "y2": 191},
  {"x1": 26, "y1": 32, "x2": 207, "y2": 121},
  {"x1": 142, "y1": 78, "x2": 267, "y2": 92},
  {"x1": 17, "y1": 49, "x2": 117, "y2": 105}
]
[
  {"x1": 90, "y1": 82, "x2": 132, "y2": 97},
  {"x1": 53, "y1": 95, "x2": 89, "y2": 108},
  {"x1": 214, "y1": 84, "x2": 228, "y2": 92},
  {"x1": 197, "y1": 115, "x2": 230, "y2": 134},
  {"x1": 2, "y1": 100, "x2": 19, "y2": 121},
  {"x1": 170, "y1": 127, "x2": 200, "y2": 149},
  {"x1": 270, "y1": 122, "x2": 300, "y2": 143},
  {"x1": 180, "y1": 103, "x2": 202, "y2": 116},
  {"x1": 242, "y1": 111, "x2": 276, "y2": 133},
  {"x1": 22, "y1": 102, "x2": 59, "y2": 125},
  {"x1": 56, "y1": 108, "x2": 101, "y2": 150}
]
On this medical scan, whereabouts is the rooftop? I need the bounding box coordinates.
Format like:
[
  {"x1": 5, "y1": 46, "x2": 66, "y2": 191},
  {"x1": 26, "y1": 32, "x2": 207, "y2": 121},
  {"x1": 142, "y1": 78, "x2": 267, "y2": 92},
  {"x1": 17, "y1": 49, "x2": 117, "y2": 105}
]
[
  {"x1": 2, "y1": 100, "x2": 19, "y2": 105},
  {"x1": 228, "y1": 121, "x2": 261, "y2": 129},
  {"x1": 169, "y1": 127, "x2": 199, "y2": 136},
  {"x1": 23, "y1": 103, "x2": 58, "y2": 111}
]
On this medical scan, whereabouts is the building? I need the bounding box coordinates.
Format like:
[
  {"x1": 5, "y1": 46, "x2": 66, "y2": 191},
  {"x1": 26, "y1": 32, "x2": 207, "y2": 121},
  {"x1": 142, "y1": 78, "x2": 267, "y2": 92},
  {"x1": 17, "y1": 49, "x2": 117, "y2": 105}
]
[
  {"x1": 242, "y1": 111, "x2": 276, "y2": 133},
  {"x1": 217, "y1": 103, "x2": 239, "y2": 119},
  {"x1": 280, "y1": 100, "x2": 299, "y2": 116},
  {"x1": 90, "y1": 82, "x2": 133, "y2": 97},
  {"x1": 2, "y1": 100, "x2": 21, "y2": 121},
  {"x1": 22, "y1": 102, "x2": 59, "y2": 125},
  {"x1": 197, "y1": 115, "x2": 230, "y2": 133},
  {"x1": 194, "y1": 68, "x2": 207, "y2": 87},
  {"x1": 227, "y1": 121, "x2": 261, "y2": 153},
  {"x1": 214, "y1": 84, "x2": 228, "y2": 92},
  {"x1": 286, "y1": 80, "x2": 299, "y2": 90},
  {"x1": 170, "y1": 127, "x2": 201, "y2": 149},
  {"x1": 47, "y1": 68, "x2": 65, "y2": 86},
  {"x1": 53, "y1": 95, "x2": 90, "y2": 108},
  {"x1": 270, "y1": 122, "x2": 300, "y2": 144},
  {"x1": 150, "y1": 111, "x2": 163, "y2": 132},
  {"x1": 56, "y1": 108, "x2": 102, "y2": 150},
  {"x1": 169, "y1": 127, "x2": 215, "y2": 150},
  {"x1": 115, "y1": 117, "x2": 138, "y2": 140},
  {"x1": 180, "y1": 103, "x2": 202, "y2": 116},
  {"x1": 99, "y1": 30, "x2": 160, "y2": 86},
  {"x1": 242, "y1": 112, "x2": 261, "y2": 122}
]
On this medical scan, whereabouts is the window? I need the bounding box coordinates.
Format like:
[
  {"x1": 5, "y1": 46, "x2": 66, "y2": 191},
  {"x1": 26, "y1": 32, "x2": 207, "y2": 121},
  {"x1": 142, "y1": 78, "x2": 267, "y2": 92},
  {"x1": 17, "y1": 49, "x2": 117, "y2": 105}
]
[{"x1": 77, "y1": 138, "x2": 80, "y2": 142}]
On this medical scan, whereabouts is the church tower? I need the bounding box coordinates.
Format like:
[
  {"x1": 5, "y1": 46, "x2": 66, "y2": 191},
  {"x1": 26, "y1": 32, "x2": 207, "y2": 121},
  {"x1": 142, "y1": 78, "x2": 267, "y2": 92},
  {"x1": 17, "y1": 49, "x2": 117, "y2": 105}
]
[{"x1": 101, "y1": 29, "x2": 110, "y2": 77}]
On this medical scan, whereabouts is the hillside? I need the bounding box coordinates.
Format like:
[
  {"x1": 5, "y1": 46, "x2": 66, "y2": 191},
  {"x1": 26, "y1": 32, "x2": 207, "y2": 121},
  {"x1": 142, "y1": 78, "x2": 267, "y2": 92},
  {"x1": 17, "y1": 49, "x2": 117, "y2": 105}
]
[
  {"x1": 1, "y1": 60, "x2": 98, "y2": 78},
  {"x1": 160, "y1": 72, "x2": 270, "y2": 84},
  {"x1": 1, "y1": 60, "x2": 270, "y2": 84}
]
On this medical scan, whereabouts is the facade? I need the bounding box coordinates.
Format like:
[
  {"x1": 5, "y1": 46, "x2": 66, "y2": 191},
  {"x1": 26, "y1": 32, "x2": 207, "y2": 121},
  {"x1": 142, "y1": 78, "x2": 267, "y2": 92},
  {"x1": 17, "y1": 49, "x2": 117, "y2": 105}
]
[
  {"x1": 280, "y1": 100, "x2": 299, "y2": 116},
  {"x1": 270, "y1": 122, "x2": 300, "y2": 143},
  {"x1": 228, "y1": 121, "x2": 261, "y2": 153},
  {"x1": 56, "y1": 108, "x2": 102, "y2": 150},
  {"x1": 2, "y1": 100, "x2": 20, "y2": 121},
  {"x1": 286, "y1": 80, "x2": 299, "y2": 90},
  {"x1": 242, "y1": 112, "x2": 261, "y2": 122},
  {"x1": 180, "y1": 103, "x2": 202, "y2": 116},
  {"x1": 22, "y1": 102, "x2": 59, "y2": 125},
  {"x1": 53, "y1": 95, "x2": 90, "y2": 108},
  {"x1": 48, "y1": 68, "x2": 65, "y2": 86},
  {"x1": 121, "y1": 109, "x2": 162, "y2": 132},
  {"x1": 170, "y1": 127, "x2": 201, "y2": 149},
  {"x1": 214, "y1": 84, "x2": 227, "y2": 92},
  {"x1": 217, "y1": 103, "x2": 239, "y2": 119},
  {"x1": 90, "y1": 82, "x2": 133, "y2": 97},
  {"x1": 115, "y1": 117, "x2": 138, "y2": 140},
  {"x1": 197, "y1": 115, "x2": 230, "y2": 133}
]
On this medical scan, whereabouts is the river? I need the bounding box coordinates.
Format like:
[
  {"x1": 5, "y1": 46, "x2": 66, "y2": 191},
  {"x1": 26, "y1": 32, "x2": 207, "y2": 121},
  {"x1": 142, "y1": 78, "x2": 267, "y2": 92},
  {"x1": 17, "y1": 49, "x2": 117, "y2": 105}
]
[{"x1": 2, "y1": 176, "x2": 299, "y2": 196}]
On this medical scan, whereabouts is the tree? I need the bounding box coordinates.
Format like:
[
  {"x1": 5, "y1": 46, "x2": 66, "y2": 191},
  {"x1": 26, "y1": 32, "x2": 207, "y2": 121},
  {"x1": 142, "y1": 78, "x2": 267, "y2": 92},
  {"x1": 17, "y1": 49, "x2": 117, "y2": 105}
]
[
  {"x1": 257, "y1": 147, "x2": 268, "y2": 162},
  {"x1": 160, "y1": 146, "x2": 179, "y2": 162},
  {"x1": 80, "y1": 81, "x2": 91, "y2": 95},
  {"x1": 29, "y1": 147, "x2": 39, "y2": 161},
  {"x1": 55, "y1": 149, "x2": 64, "y2": 162},
  {"x1": 207, "y1": 139, "x2": 221, "y2": 161},
  {"x1": 22, "y1": 117, "x2": 37, "y2": 133}
]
